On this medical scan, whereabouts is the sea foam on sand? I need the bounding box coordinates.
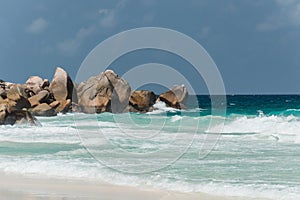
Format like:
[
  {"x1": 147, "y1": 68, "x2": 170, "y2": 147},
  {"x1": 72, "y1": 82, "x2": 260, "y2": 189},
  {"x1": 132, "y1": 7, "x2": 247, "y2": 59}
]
[{"x1": 0, "y1": 173, "x2": 270, "y2": 200}]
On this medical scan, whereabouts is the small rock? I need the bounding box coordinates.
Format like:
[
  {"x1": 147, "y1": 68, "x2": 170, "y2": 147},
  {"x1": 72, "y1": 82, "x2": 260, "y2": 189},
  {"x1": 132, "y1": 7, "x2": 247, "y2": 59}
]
[
  {"x1": 49, "y1": 101, "x2": 60, "y2": 109},
  {"x1": 41, "y1": 79, "x2": 50, "y2": 89},
  {"x1": 157, "y1": 85, "x2": 188, "y2": 109},
  {"x1": 28, "y1": 90, "x2": 50, "y2": 107},
  {"x1": 0, "y1": 88, "x2": 6, "y2": 98},
  {"x1": 55, "y1": 99, "x2": 71, "y2": 113},
  {"x1": 129, "y1": 90, "x2": 157, "y2": 112},
  {"x1": 70, "y1": 102, "x2": 81, "y2": 112},
  {"x1": 31, "y1": 103, "x2": 56, "y2": 116},
  {"x1": 0, "y1": 103, "x2": 7, "y2": 124},
  {"x1": 13, "y1": 110, "x2": 39, "y2": 126}
]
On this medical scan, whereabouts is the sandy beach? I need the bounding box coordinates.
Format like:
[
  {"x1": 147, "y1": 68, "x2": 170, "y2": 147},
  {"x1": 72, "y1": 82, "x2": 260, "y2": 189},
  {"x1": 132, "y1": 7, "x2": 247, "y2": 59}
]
[{"x1": 0, "y1": 173, "x2": 270, "y2": 200}]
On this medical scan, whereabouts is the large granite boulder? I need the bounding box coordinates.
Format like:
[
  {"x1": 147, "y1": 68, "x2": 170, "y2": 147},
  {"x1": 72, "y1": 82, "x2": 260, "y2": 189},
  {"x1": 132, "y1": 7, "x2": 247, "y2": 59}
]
[
  {"x1": 105, "y1": 70, "x2": 131, "y2": 113},
  {"x1": 77, "y1": 70, "x2": 131, "y2": 113},
  {"x1": 129, "y1": 90, "x2": 157, "y2": 112},
  {"x1": 49, "y1": 67, "x2": 77, "y2": 113},
  {"x1": 25, "y1": 76, "x2": 44, "y2": 94},
  {"x1": 49, "y1": 67, "x2": 76, "y2": 102},
  {"x1": 77, "y1": 73, "x2": 111, "y2": 113},
  {"x1": 157, "y1": 85, "x2": 188, "y2": 109}
]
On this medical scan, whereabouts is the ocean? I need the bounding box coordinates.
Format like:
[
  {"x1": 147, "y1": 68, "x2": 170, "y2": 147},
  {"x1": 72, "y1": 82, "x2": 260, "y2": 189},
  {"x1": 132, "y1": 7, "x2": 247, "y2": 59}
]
[{"x1": 0, "y1": 95, "x2": 299, "y2": 199}]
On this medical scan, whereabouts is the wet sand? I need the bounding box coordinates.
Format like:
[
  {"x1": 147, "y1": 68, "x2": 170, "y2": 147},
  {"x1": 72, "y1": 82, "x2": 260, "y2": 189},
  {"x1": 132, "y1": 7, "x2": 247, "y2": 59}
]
[{"x1": 0, "y1": 173, "x2": 270, "y2": 200}]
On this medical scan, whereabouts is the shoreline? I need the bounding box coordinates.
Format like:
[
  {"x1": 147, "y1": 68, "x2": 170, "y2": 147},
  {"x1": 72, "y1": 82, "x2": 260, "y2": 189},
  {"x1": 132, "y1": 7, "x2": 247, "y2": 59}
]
[{"x1": 0, "y1": 172, "x2": 270, "y2": 200}]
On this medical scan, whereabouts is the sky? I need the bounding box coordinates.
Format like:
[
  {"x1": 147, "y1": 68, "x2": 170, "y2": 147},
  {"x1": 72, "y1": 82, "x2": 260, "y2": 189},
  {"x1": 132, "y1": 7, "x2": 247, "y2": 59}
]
[{"x1": 0, "y1": 0, "x2": 300, "y2": 94}]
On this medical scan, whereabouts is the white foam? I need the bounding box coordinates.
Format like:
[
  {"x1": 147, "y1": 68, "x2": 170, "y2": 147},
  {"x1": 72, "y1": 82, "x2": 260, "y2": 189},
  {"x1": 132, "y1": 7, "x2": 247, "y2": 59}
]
[
  {"x1": 149, "y1": 101, "x2": 179, "y2": 114},
  {"x1": 170, "y1": 115, "x2": 183, "y2": 122},
  {"x1": 0, "y1": 113, "x2": 299, "y2": 199},
  {"x1": 2, "y1": 154, "x2": 298, "y2": 200},
  {"x1": 0, "y1": 125, "x2": 80, "y2": 144},
  {"x1": 207, "y1": 115, "x2": 300, "y2": 143}
]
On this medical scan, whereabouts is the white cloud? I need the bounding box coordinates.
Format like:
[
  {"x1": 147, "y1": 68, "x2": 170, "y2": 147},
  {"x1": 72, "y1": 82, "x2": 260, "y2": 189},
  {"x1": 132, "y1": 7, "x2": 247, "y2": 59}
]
[
  {"x1": 287, "y1": 3, "x2": 300, "y2": 25},
  {"x1": 57, "y1": 0, "x2": 129, "y2": 56},
  {"x1": 257, "y1": 1, "x2": 300, "y2": 31},
  {"x1": 256, "y1": 16, "x2": 282, "y2": 31},
  {"x1": 276, "y1": 0, "x2": 296, "y2": 6},
  {"x1": 57, "y1": 26, "x2": 95, "y2": 56},
  {"x1": 76, "y1": 26, "x2": 95, "y2": 39},
  {"x1": 98, "y1": 0, "x2": 128, "y2": 28},
  {"x1": 99, "y1": 9, "x2": 116, "y2": 28},
  {"x1": 26, "y1": 18, "x2": 48, "y2": 34},
  {"x1": 98, "y1": 9, "x2": 110, "y2": 15}
]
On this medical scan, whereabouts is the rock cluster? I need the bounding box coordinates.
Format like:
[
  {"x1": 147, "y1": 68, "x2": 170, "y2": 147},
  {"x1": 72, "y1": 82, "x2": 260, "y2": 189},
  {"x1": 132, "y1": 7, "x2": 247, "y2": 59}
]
[
  {"x1": 0, "y1": 83, "x2": 37, "y2": 125},
  {"x1": 0, "y1": 67, "x2": 188, "y2": 125},
  {"x1": 0, "y1": 67, "x2": 75, "y2": 125}
]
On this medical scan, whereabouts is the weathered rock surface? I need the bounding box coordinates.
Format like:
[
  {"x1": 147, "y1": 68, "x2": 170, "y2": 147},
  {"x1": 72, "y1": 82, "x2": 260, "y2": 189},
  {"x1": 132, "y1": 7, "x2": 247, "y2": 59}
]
[
  {"x1": 7, "y1": 84, "x2": 29, "y2": 100},
  {"x1": 77, "y1": 73, "x2": 111, "y2": 113},
  {"x1": 55, "y1": 99, "x2": 71, "y2": 113},
  {"x1": 105, "y1": 70, "x2": 131, "y2": 113},
  {"x1": 49, "y1": 101, "x2": 60, "y2": 109},
  {"x1": 157, "y1": 85, "x2": 188, "y2": 109},
  {"x1": 28, "y1": 90, "x2": 50, "y2": 107},
  {"x1": 1, "y1": 67, "x2": 77, "y2": 124},
  {"x1": 0, "y1": 103, "x2": 7, "y2": 124},
  {"x1": 77, "y1": 70, "x2": 131, "y2": 113},
  {"x1": 49, "y1": 67, "x2": 76, "y2": 102},
  {"x1": 6, "y1": 85, "x2": 31, "y2": 111},
  {"x1": 0, "y1": 80, "x2": 13, "y2": 99},
  {"x1": 31, "y1": 103, "x2": 56, "y2": 116},
  {"x1": 0, "y1": 101, "x2": 38, "y2": 126},
  {"x1": 129, "y1": 90, "x2": 157, "y2": 112},
  {"x1": 25, "y1": 76, "x2": 44, "y2": 94},
  {"x1": 6, "y1": 110, "x2": 38, "y2": 126},
  {"x1": 1, "y1": 67, "x2": 189, "y2": 125},
  {"x1": 41, "y1": 79, "x2": 50, "y2": 89}
]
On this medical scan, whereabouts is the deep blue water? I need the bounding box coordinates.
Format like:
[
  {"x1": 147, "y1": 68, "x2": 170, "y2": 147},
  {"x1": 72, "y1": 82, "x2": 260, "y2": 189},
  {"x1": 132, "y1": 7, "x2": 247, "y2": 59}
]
[{"x1": 187, "y1": 95, "x2": 300, "y2": 116}]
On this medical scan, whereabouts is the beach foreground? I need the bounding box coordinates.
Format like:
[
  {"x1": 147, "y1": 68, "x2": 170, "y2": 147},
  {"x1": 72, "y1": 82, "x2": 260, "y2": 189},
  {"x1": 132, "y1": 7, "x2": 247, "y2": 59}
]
[{"x1": 0, "y1": 173, "x2": 269, "y2": 200}]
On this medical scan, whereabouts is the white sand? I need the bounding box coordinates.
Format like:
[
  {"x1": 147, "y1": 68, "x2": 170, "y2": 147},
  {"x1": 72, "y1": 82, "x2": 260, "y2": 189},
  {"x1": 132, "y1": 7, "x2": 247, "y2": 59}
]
[{"x1": 0, "y1": 173, "x2": 270, "y2": 200}]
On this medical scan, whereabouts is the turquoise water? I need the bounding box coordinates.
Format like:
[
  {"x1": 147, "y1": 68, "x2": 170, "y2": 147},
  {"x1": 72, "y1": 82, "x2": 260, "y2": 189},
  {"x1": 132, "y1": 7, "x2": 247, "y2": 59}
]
[{"x1": 0, "y1": 95, "x2": 299, "y2": 199}]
